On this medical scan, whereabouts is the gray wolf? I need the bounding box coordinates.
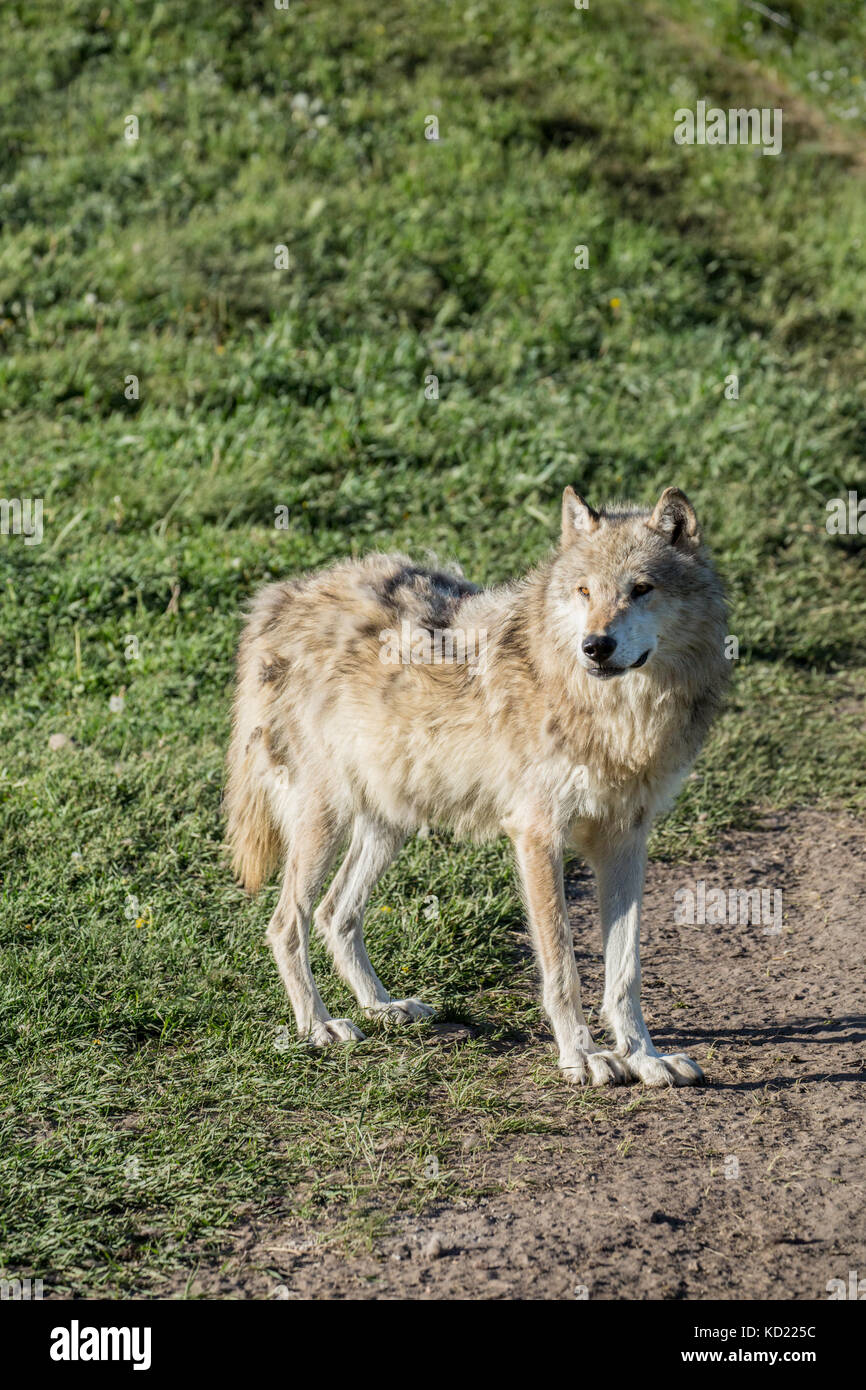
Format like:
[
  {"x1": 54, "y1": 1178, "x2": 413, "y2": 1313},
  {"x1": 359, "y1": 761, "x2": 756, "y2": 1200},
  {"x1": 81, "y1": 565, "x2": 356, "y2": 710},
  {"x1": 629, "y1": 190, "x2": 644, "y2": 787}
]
[{"x1": 226, "y1": 486, "x2": 728, "y2": 1086}]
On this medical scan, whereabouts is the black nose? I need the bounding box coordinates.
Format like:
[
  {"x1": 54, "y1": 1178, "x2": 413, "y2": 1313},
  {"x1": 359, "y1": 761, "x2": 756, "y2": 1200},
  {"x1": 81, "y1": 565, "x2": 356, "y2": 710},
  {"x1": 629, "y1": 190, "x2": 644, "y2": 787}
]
[{"x1": 582, "y1": 634, "x2": 617, "y2": 663}]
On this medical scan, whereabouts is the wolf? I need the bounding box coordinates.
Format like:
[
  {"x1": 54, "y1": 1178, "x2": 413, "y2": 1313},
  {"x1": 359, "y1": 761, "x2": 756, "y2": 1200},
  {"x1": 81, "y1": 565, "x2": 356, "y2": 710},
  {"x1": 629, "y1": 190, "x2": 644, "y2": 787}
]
[{"x1": 225, "y1": 486, "x2": 728, "y2": 1086}]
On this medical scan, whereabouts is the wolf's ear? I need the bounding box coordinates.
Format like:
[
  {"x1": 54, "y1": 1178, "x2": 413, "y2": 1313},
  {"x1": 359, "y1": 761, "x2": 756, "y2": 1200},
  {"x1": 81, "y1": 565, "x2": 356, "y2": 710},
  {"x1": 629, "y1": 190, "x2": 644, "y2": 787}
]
[
  {"x1": 647, "y1": 487, "x2": 700, "y2": 548},
  {"x1": 561, "y1": 486, "x2": 599, "y2": 547}
]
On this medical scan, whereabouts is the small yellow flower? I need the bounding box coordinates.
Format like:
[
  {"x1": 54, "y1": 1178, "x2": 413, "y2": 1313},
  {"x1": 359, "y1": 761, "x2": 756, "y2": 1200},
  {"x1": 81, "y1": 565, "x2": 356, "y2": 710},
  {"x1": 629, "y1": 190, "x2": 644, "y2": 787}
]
[{"x1": 609, "y1": 297, "x2": 621, "y2": 310}]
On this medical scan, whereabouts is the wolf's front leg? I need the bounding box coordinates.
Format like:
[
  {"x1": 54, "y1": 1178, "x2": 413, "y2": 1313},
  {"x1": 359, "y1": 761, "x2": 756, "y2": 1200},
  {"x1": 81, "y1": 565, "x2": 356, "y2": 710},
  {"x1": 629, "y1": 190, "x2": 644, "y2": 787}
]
[
  {"x1": 591, "y1": 828, "x2": 703, "y2": 1087},
  {"x1": 511, "y1": 828, "x2": 628, "y2": 1086}
]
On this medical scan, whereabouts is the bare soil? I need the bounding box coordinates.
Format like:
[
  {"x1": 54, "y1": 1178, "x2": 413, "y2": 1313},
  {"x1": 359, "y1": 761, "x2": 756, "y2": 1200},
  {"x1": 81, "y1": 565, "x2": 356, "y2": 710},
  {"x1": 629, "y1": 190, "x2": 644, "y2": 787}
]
[{"x1": 169, "y1": 809, "x2": 865, "y2": 1300}]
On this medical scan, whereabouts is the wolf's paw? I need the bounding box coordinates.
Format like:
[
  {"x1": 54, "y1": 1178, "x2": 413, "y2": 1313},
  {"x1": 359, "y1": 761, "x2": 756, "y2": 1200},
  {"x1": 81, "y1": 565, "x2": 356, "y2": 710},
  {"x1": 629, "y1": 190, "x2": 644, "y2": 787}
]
[
  {"x1": 364, "y1": 998, "x2": 435, "y2": 1025},
  {"x1": 560, "y1": 1048, "x2": 630, "y2": 1086},
  {"x1": 622, "y1": 1050, "x2": 704, "y2": 1087},
  {"x1": 306, "y1": 1018, "x2": 365, "y2": 1047}
]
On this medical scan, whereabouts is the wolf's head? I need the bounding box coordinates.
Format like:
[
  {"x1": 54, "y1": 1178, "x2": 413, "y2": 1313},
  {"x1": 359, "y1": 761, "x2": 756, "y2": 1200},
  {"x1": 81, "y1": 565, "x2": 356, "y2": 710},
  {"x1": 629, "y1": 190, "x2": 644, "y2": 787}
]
[{"x1": 549, "y1": 485, "x2": 725, "y2": 683}]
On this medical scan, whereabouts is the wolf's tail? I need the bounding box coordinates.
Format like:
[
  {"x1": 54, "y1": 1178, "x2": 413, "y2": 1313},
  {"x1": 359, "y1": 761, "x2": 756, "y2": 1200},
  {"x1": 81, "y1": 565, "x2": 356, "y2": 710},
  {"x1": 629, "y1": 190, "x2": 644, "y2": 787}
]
[{"x1": 224, "y1": 639, "x2": 282, "y2": 896}]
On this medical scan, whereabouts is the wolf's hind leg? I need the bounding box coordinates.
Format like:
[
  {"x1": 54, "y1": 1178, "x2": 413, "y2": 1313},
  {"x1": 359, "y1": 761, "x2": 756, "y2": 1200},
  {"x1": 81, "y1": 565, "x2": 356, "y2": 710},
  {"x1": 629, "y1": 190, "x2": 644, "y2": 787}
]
[
  {"x1": 314, "y1": 816, "x2": 434, "y2": 1024},
  {"x1": 266, "y1": 799, "x2": 363, "y2": 1047}
]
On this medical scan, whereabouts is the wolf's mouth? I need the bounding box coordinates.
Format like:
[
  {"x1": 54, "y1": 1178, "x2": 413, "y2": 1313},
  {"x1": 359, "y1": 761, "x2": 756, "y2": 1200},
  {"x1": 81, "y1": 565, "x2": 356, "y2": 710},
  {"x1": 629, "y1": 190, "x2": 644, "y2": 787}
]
[{"x1": 586, "y1": 649, "x2": 651, "y2": 679}]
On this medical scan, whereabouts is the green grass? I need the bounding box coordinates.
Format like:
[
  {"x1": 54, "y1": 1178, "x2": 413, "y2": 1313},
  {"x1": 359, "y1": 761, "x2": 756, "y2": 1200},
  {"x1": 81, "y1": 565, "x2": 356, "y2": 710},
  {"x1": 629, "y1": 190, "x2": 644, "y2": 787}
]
[{"x1": 1, "y1": 0, "x2": 865, "y2": 1295}]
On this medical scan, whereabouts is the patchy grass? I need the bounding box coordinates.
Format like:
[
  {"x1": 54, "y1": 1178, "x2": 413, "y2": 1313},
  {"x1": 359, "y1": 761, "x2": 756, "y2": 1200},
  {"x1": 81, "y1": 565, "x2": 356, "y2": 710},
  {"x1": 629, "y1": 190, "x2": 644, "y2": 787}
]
[{"x1": 0, "y1": 0, "x2": 864, "y2": 1294}]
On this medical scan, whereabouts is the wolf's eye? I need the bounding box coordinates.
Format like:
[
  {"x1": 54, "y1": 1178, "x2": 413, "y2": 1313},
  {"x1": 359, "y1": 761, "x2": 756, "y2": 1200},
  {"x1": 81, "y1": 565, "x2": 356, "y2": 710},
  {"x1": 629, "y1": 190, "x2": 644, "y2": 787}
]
[
  {"x1": 577, "y1": 585, "x2": 590, "y2": 599},
  {"x1": 631, "y1": 582, "x2": 653, "y2": 598}
]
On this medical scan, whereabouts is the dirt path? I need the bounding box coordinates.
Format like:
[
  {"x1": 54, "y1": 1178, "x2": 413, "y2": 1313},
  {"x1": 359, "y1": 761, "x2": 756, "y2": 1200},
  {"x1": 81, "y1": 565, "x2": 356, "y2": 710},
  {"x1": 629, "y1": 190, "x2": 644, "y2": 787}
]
[{"x1": 177, "y1": 810, "x2": 865, "y2": 1300}]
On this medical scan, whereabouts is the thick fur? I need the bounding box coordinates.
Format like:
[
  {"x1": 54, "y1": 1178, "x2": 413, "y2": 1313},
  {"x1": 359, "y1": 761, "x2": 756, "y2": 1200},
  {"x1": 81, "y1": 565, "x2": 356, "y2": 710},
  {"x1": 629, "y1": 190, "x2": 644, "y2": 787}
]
[{"x1": 225, "y1": 487, "x2": 729, "y2": 1083}]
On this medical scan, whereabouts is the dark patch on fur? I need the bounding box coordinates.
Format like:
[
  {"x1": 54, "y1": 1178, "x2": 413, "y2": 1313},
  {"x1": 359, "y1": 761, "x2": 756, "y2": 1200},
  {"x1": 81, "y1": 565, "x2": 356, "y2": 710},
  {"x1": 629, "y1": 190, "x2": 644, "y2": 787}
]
[
  {"x1": 260, "y1": 657, "x2": 290, "y2": 686},
  {"x1": 267, "y1": 721, "x2": 297, "y2": 774},
  {"x1": 260, "y1": 584, "x2": 296, "y2": 633},
  {"x1": 380, "y1": 670, "x2": 403, "y2": 704},
  {"x1": 376, "y1": 564, "x2": 478, "y2": 624},
  {"x1": 498, "y1": 609, "x2": 543, "y2": 686},
  {"x1": 499, "y1": 613, "x2": 528, "y2": 658}
]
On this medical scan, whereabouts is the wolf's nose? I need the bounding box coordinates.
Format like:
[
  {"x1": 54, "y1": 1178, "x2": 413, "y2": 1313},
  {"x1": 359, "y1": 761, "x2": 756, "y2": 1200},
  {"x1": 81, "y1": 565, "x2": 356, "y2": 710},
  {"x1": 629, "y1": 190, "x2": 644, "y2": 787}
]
[{"x1": 582, "y1": 634, "x2": 617, "y2": 663}]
